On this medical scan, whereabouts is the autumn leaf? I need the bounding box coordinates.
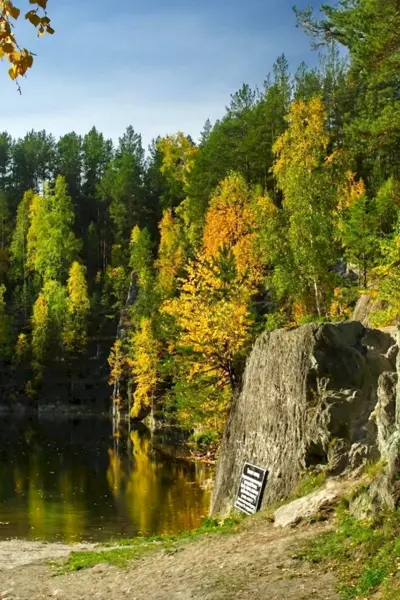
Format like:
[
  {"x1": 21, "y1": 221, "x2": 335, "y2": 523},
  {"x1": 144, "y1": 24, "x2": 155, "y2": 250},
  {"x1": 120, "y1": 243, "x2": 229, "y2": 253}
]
[{"x1": 0, "y1": 0, "x2": 54, "y2": 83}]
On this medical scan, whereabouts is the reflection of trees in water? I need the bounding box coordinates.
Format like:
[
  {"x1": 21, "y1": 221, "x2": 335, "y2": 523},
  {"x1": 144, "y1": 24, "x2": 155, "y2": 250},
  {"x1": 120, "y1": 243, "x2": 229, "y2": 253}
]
[
  {"x1": 0, "y1": 427, "x2": 89, "y2": 541},
  {"x1": 0, "y1": 419, "x2": 211, "y2": 541},
  {"x1": 106, "y1": 428, "x2": 211, "y2": 536},
  {"x1": 58, "y1": 470, "x2": 87, "y2": 542},
  {"x1": 26, "y1": 450, "x2": 87, "y2": 541}
]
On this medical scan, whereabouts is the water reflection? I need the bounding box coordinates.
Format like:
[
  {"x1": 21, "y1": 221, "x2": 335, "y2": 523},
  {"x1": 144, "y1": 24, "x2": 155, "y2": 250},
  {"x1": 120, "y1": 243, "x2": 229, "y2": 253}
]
[{"x1": 0, "y1": 417, "x2": 211, "y2": 542}]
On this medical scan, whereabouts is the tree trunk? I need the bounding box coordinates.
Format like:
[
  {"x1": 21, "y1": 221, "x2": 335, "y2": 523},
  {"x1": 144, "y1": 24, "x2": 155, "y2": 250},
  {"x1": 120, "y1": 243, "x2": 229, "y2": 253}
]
[{"x1": 313, "y1": 279, "x2": 322, "y2": 318}]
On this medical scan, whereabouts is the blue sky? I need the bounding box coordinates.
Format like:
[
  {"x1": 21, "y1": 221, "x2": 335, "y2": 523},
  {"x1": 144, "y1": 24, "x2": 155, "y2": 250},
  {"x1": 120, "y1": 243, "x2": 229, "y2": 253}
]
[{"x1": 0, "y1": 0, "x2": 328, "y2": 147}]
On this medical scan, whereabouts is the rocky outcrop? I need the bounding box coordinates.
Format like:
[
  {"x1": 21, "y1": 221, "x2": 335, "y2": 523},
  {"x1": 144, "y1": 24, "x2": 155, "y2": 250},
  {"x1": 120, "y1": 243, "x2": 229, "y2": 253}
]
[
  {"x1": 211, "y1": 321, "x2": 399, "y2": 517},
  {"x1": 273, "y1": 480, "x2": 348, "y2": 528}
]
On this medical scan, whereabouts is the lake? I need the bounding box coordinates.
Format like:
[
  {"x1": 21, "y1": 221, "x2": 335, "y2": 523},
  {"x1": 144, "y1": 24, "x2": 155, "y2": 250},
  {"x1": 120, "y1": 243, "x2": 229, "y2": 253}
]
[{"x1": 0, "y1": 416, "x2": 212, "y2": 543}]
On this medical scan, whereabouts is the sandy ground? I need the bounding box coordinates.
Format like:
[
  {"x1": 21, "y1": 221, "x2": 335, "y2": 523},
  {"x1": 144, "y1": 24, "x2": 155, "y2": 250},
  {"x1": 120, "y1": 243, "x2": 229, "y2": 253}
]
[
  {"x1": 0, "y1": 541, "x2": 96, "y2": 571},
  {"x1": 0, "y1": 520, "x2": 339, "y2": 600}
]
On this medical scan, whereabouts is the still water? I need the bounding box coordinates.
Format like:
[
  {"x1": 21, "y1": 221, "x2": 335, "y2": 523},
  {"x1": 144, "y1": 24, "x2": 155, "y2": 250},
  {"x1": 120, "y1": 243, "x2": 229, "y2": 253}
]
[{"x1": 0, "y1": 416, "x2": 212, "y2": 542}]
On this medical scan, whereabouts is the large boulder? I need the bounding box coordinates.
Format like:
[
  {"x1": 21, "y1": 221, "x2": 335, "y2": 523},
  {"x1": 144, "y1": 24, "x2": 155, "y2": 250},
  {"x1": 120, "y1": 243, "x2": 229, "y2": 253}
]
[
  {"x1": 211, "y1": 322, "x2": 398, "y2": 517},
  {"x1": 273, "y1": 480, "x2": 348, "y2": 528}
]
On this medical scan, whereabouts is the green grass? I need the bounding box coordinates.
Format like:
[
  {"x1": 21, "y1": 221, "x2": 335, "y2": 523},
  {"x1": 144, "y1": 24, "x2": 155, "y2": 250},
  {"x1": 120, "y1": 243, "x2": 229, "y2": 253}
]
[
  {"x1": 62, "y1": 543, "x2": 166, "y2": 571},
  {"x1": 292, "y1": 469, "x2": 327, "y2": 498},
  {"x1": 298, "y1": 506, "x2": 400, "y2": 599},
  {"x1": 59, "y1": 516, "x2": 244, "y2": 573}
]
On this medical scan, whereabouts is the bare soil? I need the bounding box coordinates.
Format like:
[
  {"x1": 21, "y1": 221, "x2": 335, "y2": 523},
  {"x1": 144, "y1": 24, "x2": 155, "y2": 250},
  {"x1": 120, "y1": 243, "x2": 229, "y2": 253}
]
[{"x1": 0, "y1": 520, "x2": 339, "y2": 600}]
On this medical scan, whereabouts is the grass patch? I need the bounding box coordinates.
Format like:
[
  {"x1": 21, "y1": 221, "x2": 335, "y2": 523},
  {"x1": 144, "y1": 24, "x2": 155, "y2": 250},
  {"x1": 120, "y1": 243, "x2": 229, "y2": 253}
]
[
  {"x1": 299, "y1": 506, "x2": 400, "y2": 599},
  {"x1": 364, "y1": 458, "x2": 387, "y2": 480},
  {"x1": 293, "y1": 469, "x2": 327, "y2": 499},
  {"x1": 62, "y1": 543, "x2": 166, "y2": 571},
  {"x1": 60, "y1": 516, "x2": 244, "y2": 573}
]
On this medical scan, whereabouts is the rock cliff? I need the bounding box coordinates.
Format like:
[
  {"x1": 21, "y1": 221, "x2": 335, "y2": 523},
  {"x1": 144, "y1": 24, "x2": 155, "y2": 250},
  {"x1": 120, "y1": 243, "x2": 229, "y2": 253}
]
[{"x1": 211, "y1": 321, "x2": 398, "y2": 517}]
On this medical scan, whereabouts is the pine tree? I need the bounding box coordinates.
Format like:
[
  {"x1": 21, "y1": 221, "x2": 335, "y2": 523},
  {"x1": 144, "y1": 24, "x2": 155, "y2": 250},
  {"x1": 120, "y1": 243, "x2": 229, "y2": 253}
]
[
  {"x1": 10, "y1": 189, "x2": 35, "y2": 320},
  {"x1": 0, "y1": 192, "x2": 10, "y2": 282},
  {"x1": 0, "y1": 284, "x2": 12, "y2": 359},
  {"x1": 99, "y1": 129, "x2": 145, "y2": 261}
]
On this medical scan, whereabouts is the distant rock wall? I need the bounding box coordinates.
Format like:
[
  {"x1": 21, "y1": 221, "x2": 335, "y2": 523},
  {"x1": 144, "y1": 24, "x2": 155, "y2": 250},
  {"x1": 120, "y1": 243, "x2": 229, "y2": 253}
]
[{"x1": 211, "y1": 322, "x2": 398, "y2": 516}]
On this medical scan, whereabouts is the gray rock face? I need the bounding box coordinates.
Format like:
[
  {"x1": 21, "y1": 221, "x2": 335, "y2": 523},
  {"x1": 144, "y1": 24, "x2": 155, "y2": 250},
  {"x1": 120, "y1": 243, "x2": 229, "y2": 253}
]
[
  {"x1": 211, "y1": 322, "x2": 397, "y2": 517},
  {"x1": 365, "y1": 344, "x2": 400, "y2": 513}
]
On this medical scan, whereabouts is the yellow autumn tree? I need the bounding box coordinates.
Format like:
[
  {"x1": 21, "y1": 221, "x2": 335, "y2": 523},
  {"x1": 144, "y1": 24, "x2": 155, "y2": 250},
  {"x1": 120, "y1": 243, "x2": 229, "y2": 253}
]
[
  {"x1": 14, "y1": 332, "x2": 29, "y2": 364},
  {"x1": 337, "y1": 172, "x2": 366, "y2": 216},
  {"x1": 163, "y1": 257, "x2": 254, "y2": 388},
  {"x1": 202, "y1": 172, "x2": 262, "y2": 281},
  {"x1": 108, "y1": 339, "x2": 124, "y2": 405},
  {"x1": 63, "y1": 261, "x2": 90, "y2": 353},
  {"x1": 155, "y1": 209, "x2": 185, "y2": 297},
  {"x1": 31, "y1": 292, "x2": 48, "y2": 365},
  {"x1": 0, "y1": 0, "x2": 54, "y2": 83},
  {"x1": 26, "y1": 192, "x2": 45, "y2": 274},
  {"x1": 162, "y1": 173, "x2": 263, "y2": 390},
  {"x1": 128, "y1": 317, "x2": 161, "y2": 419}
]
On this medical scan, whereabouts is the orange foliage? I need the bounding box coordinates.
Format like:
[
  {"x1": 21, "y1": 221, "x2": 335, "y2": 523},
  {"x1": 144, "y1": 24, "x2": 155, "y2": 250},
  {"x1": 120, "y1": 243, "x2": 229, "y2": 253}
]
[
  {"x1": 202, "y1": 173, "x2": 262, "y2": 284},
  {"x1": 337, "y1": 172, "x2": 366, "y2": 214}
]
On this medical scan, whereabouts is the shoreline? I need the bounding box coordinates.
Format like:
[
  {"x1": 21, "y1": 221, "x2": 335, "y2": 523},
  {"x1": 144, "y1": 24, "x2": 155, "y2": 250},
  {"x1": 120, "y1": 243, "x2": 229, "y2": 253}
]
[
  {"x1": 0, "y1": 410, "x2": 219, "y2": 463},
  {"x1": 0, "y1": 518, "x2": 338, "y2": 600}
]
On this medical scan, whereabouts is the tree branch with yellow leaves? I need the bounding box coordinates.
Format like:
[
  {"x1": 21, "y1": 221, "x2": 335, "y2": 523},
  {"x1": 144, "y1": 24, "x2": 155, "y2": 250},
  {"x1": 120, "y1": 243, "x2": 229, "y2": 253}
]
[{"x1": 0, "y1": 0, "x2": 54, "y2": 87}]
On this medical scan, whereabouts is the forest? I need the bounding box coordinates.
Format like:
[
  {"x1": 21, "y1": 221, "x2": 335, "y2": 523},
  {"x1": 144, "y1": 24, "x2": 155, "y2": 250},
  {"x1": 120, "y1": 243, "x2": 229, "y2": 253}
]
[{"x1": 0, "y1": 0, "x2": 399, "y2": 443}]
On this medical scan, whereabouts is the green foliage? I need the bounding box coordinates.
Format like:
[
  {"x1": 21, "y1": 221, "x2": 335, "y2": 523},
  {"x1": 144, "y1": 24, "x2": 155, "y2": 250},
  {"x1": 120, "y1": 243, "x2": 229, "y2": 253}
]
[
  {"x1": 273, "y1": 97, "x2": 342, "y2": 317},
  {"x1": 166, "y1": 376, "x2": 231, "y2": 435},
  {"x1": 31, "y1": 292, "x2": 49, "y2": 365},
  {"x1": 129, "y1": 226, "x2": 157, "y2": 320},
  {"x1": 264, "y1": 312, "x2": 287, "y2": 332},
  {"x1": 300, "y1": 509, "x2": 400, "y2": 599},
  {"x1": 293, "y1": 469, "x2": 327, "y2": 499},
  {"x1": 341, "y1": 193, "x2": 380, "y2": 287},
  {"x1": 99, "y1": 128, "x2": 145, "y2": 259},
  {"x1": 10, "y1": 190, "x2": 33, "y2": 282},
  {"x1": 27, "y1": 176, "x2": 79, "y2": 283},
  {"x1": 370, "y1": 229, "x2": 400, "y2": 326},
  {"x1": 101, "y1": 265, "x2": 129, "y2": 316},
  {"x1": 363, "y1": 459, "x2": 387, "y2": 481},
  {"x1": 190, "y1": 430, "x2": 220, "y2": 450},
  {"x1": 295, "y1": 0, "x2": 400, "y2": 186}
]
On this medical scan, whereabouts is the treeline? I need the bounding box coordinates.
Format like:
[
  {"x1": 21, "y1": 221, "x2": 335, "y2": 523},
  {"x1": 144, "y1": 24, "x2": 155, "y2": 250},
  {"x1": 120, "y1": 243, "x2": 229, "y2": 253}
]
[
  {"x1": 0, "y1": 126, "x2": 161, "y2": 392},
  {"x1": 1, "y1": 0, "x2": 400, "y2": 439}
]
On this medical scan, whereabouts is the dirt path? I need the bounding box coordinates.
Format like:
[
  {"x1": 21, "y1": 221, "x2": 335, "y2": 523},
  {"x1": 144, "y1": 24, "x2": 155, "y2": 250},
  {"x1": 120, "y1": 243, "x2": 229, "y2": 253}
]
[
  {"x1": 0, "y1": 520, "x2": 338, "y2": 600},
  {"x1": 0, "y1": 541, "x2": 96, "y2": 571}
]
